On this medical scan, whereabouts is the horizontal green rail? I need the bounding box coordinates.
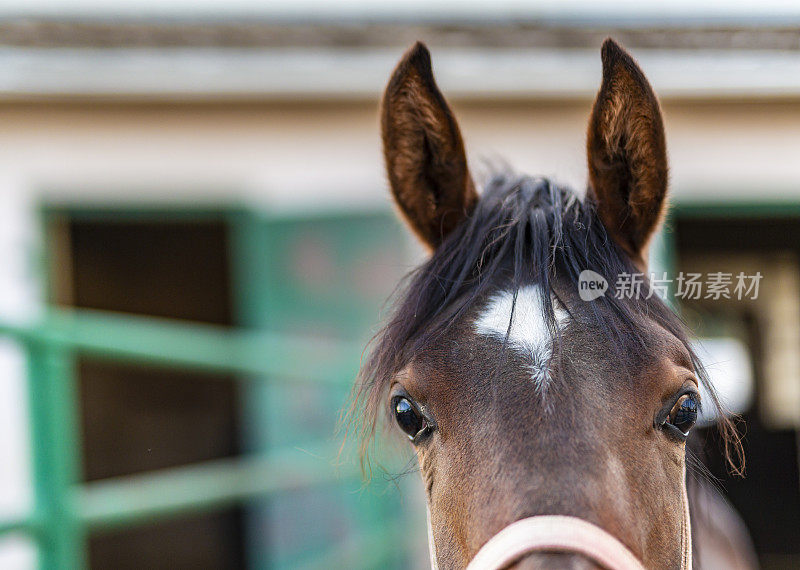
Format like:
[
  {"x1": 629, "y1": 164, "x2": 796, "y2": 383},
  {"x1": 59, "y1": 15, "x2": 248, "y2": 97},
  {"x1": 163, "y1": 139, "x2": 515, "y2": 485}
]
[
  {"x1": 0, "y1": 308, "x2": 362, "y2": 384},
  {"x1": 0, "y1": 441, "x2": 361, "y2": 539},
  {"x1": 0, "y1": 309, "x2": 368, "y2": 538},
  {"x1": 0, "y1": 517, "x2": 37, "y2": 536},
  {"x1": 0, "y1": 307, "x2": 385, "y2": 569},
  {"x1": 80, "y1": 442, "x2": 360, "y2": 532}
]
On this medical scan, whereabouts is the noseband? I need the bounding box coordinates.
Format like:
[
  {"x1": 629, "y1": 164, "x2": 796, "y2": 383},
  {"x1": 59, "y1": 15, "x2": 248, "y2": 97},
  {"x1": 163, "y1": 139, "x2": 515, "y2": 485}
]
[{"x1": 465, "y1": 516, "x2": 646, "y2": 570}]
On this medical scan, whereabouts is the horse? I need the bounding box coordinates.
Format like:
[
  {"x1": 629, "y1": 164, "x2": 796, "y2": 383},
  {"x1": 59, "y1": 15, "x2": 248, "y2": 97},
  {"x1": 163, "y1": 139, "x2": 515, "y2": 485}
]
[{"x1": 353, "y1": 39, "x2": 757, "y2": 569}]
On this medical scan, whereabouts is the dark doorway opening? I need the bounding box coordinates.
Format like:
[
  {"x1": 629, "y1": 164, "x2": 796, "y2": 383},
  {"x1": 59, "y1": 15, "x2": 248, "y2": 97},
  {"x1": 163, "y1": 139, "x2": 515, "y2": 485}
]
[{"x1": 48, "y1": 214, "x2": 244, "y2": 570}]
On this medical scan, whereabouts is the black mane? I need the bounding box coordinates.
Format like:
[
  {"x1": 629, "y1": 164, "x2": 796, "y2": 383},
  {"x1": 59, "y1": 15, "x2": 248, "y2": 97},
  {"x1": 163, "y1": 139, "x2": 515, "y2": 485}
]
[{"x1": 353, "y1": 172, "x2": 740, "y2": 470}]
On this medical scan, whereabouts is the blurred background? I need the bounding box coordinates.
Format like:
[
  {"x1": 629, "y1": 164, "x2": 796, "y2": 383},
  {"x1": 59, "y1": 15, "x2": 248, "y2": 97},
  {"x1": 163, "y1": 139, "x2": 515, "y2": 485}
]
[{"x1": 0, "y1": 1, "x2": 798, "y2": 568}]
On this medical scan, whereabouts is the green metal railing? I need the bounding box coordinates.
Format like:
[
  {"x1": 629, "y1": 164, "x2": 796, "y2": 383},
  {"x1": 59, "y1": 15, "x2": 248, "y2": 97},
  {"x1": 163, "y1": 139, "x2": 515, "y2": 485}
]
[{"x1": 0, "y1": 307, "x2": 383, "y2": 569}]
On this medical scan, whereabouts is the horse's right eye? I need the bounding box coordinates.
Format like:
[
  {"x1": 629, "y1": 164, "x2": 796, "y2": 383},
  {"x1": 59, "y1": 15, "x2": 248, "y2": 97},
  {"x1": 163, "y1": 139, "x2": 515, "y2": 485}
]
[
  {"x1": 657, "y1": 389, "x2": 701, "y2": 442},
  {"x1": 667, "y1": 393, "x2": 699, "y2": 436},
  {"x1": 393, "y1": 396, "x2": 428, "y2": 440}
]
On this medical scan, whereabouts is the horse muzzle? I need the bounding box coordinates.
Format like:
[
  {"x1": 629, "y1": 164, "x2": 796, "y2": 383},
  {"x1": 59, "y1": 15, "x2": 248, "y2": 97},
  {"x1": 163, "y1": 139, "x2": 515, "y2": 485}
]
[{"x1": 461, "y1": 473, "x2": 693, "y2": 570}]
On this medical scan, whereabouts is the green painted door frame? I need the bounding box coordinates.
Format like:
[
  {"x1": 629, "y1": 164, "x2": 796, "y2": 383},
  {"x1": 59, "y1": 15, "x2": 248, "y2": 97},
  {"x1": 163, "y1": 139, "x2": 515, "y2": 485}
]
[{"x1": 0, "y1": 203, "x2": 414, "y2": 569}]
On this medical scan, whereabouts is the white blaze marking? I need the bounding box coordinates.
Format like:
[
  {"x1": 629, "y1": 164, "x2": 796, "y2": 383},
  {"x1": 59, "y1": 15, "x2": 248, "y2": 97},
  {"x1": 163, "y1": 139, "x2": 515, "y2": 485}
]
[{"x1": 474, "y1": 284, "x2": 569, "y2": 387}]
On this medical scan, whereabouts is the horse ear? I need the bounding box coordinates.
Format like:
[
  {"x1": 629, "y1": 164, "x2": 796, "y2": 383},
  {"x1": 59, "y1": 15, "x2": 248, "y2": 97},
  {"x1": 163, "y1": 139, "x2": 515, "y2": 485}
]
[
  {"x1": 586, "y1": 38, "x2": 668, "y2": 270},
  {"x1": 381, "y1": 42, "x2": 478, "y2": 250}
]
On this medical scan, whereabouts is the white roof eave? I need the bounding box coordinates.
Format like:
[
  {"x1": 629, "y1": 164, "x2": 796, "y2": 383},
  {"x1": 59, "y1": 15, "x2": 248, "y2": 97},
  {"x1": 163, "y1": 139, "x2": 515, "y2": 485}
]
[
  {"x1": 1, "y1": 46, "x2": 800, "y2": 101},
  {"x1": 4, "y1": 1, "x2": 800, "y2": 26}
]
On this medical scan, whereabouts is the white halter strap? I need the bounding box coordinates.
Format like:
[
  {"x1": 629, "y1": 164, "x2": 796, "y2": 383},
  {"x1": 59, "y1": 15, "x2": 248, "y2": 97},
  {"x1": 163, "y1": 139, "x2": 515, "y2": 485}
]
[
  {"x1": 680, "y1": 465, "x2": 693, "y2": 570},
  {"x1": 465, "y1": 515, "x2": 646, "y2": 570}
]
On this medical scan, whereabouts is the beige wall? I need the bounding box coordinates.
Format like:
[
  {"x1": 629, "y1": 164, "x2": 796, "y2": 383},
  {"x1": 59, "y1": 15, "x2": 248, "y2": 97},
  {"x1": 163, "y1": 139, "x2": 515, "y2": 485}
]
[
  {"x1": 458, "y1": 99, "x2": 800, "y2": 203},
  {"x1": 0, "y1": 98, "x2": 798, "y2": 212}
]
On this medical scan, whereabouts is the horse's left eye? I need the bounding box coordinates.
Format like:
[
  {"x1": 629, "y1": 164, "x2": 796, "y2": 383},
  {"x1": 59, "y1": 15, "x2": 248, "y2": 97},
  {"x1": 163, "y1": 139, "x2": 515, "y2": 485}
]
[
  {"x1": 392, "y1": 396, "x2": 428, "y2": 440},
  {"x1": 666, "y1": 393, "x2": 699, "y2": 436}
]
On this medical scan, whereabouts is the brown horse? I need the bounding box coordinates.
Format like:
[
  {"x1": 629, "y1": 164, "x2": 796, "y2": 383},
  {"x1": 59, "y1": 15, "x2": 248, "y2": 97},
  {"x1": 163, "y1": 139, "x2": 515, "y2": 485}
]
[{"x1": 355, "y1": 39, "x2": 755, "y2": 569}]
